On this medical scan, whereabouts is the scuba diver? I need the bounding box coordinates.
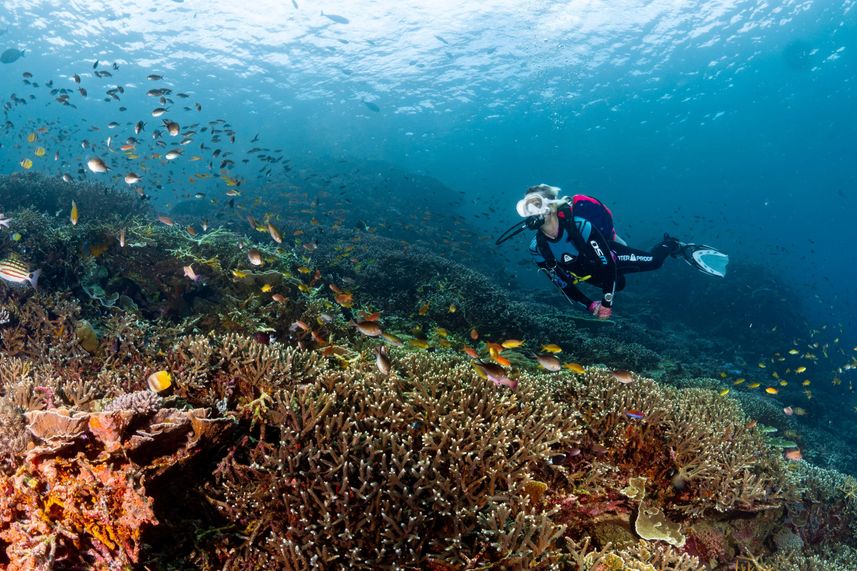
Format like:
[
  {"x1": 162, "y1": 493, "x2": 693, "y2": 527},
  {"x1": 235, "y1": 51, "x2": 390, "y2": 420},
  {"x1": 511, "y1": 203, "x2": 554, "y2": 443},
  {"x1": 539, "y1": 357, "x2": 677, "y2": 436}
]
[{"x1": 495, "y1": 184, "x2": 728, "y2": 319}]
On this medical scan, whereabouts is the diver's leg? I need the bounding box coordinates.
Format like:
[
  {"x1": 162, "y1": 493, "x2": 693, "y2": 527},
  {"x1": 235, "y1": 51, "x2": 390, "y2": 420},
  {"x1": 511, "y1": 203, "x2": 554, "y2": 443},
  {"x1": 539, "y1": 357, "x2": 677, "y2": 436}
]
[{"x1": 611, "y1": 239, "x2": 677, "y2": 274}]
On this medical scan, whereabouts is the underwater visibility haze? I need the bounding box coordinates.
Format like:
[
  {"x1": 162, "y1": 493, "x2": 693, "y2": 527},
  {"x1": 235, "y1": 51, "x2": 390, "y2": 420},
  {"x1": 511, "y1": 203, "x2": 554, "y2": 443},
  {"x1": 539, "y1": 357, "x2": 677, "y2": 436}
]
[{"x1": 0, "y1": 0, "x2": 856, "y2": 569}]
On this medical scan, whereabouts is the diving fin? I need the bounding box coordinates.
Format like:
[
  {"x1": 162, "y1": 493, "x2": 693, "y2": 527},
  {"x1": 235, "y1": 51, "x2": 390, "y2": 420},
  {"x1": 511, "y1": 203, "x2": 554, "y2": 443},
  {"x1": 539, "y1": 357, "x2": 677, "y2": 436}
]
[{"x1": 678, "y1": 243, "x2": 729, "y2": 278}]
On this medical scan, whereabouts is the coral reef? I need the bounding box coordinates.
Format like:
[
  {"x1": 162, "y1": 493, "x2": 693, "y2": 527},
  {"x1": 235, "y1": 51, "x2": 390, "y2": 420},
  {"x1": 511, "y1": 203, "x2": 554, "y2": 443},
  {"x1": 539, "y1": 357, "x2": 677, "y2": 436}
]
[{"x1": 0, "y1": 174, "x2": 854, "y2": 569}]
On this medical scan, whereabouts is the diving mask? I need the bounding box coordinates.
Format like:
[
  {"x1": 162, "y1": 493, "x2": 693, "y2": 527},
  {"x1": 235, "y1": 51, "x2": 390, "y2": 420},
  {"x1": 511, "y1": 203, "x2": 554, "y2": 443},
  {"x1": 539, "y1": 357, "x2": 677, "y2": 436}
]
[{"x1": 516, "y1": 193, "x2": 568, "y2": 218}]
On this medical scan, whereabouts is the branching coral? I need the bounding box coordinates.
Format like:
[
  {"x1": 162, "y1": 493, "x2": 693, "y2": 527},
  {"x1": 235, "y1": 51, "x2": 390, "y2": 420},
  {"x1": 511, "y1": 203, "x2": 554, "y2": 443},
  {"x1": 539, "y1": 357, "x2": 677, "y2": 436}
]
[{"x1": 200, "y1": 351, "x2": 580, "y2": 569}]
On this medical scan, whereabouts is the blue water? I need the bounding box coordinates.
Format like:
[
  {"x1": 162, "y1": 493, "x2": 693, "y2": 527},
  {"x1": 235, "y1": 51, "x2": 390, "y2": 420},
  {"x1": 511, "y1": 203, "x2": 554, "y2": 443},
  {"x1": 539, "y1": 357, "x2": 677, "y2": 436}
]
[{"x1": 1, "y1": 2, "x2": 856, "y2": 409}]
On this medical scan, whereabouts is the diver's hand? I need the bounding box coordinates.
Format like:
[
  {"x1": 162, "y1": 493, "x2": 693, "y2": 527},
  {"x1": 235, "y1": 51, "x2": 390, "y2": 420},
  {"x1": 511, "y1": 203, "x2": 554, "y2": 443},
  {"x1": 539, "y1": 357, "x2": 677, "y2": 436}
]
[{"x1": 588, "y1": 301, "x2": 612, "y2": 320}]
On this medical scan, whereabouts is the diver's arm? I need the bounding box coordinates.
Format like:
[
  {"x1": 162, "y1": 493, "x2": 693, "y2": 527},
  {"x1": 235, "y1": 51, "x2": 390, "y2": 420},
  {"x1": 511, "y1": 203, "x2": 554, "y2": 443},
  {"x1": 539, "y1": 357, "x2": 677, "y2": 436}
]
[{"x1": 535, "y1": 262, "x2": 593, "y2": 309}]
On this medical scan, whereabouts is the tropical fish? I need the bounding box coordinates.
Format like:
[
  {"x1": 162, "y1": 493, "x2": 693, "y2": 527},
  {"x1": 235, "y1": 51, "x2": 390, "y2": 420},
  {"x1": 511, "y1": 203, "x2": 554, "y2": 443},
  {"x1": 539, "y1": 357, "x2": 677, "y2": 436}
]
[
  {"x1": 536, "y1": 354, "x2": 561, "y2": 372},
  {"x1": 0, "y1": 257, "x2": 40, "y2": 289},
  {"x1": 625, "y1": 410, "x2": 646, "y2": 420},
  {"x1": 612, "y1": 370, "x2": 634, "y2": 384},
  {"x1": 147, "y1": 370, "x2": 172, "y2": 393},
  {"x1": 353, "y1": 320, "x2": 382, "y2": 337},
  {"x1": 463, "y1": 345, "x2": 479, "y2": 359},
  {"x1": 748, "y1": 382, "x2": 761, "y2": 389},
  {"x1": 472, "y1": 361, "x2": 517, "y2": 390},
  {"x1": 19, "y1": 158, "x2": 32, "y2": 169},
  {"x1": 164, "y1": 149, "x2": 182, "y2": 160},
  {"x1": 267, "y1": 222, "x2": 282, "y2": 243},
  {"x1": 118, "y1": 228, "x2": 126, "y2": 248},
  {"x1": 448, "y1": 304, "x2": 457, "y2": 313},
  {"x1": 795, "y1": 366, "x2": 807, "y2": 373},
  {"x1": 157, "y1": 215, "x2": 175, "y2": 226},
  {"x1": 501, "y1": 339, "x2": 524, "y2": 349},
  {"x1": 70, "y1": 200, "x2": 78, "y2": 225},
  {"x1": 261, "y1": 283, "x2": 273, "y2": 293},
  {"x1": 124, "y1": 173, "x2": 141, "y2": 185},
  {"x1": 381, "y1": 332, "x2": 403, "y2": 346},
  {"x1": 87, "y1": 157, "x2": 109, "y2": 173},
  {"x1": 541, "y1": 344, "x2": 562, "y2": 354},
  {"x1": 719, "y1": 388, "x2": 730, "y2": 397},
  {"x1": 563, "y1": 362, "x2": 585, "y2": 374},
  {"x1": 408, "y1": 338, "x2": 430, "y2": 349},
  {"x1": 375, "y1": 346, "x2": 391, "y2": 375},
  {"x1": 418, "y1": 303, "x2": 429, "y2": 316},
  {"x1": 784, "y1": 449, "x2": 802, "y2": 461},
  {"x1": 765, "y1": 387, "x2": 779, "y2": 395},
  {"x1": 271, "y1": 293, "x2": 287, "y2": 303},
  {"x1": 183, "y1": 264, "x2": 201, "y2": 282},
  {"x1": 1, "y1": 48, "x2": 25, "y2": 64},
  {"x1": 247, "y1": 249, "x2": 263, "y2": 266},
  {"x1": 34, "y1": 147, "x2": 45, "y2": 157}
]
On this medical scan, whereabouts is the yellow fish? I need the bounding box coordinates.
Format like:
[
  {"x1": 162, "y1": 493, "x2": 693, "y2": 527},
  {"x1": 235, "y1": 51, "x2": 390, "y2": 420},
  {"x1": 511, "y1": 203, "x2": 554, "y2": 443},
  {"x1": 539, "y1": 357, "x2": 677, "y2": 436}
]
[
  {"x1": 435, "y1": 327, "x2": 449, "y2": 338},
  {"x1": 409, "y1": 338, "x2": 430, "y2": 349},
  {"x1": 542, "y1": 344, "x2": 562, "y2": 354},
  {"x1": 20, "y1": 158, "x2": 32, "y2": 169},
  {"x1": 26, "y1": 132, "x2": 36, "y2": 143},
  {"x1": 232, "y1": 269, "x2": 249, "y2": 279},
  {"x1": 261, "y1": 284, "x2": 273, "y2": 293},
  {"x1": 34, "y1": 147, "x2": 46, "y2": 157},
  {"x1": 719, "y1": 388, "x2": 730, "y2": 397},
  {"x1": 147, "y1": 370, "x2": 172, "y2": 393},
  {"x1": 795, "y1": 366, "x2": 807, "y2": 373},
  {"x1": 501, "y1": 339, "x2": 524, "y2": 349},
  {"x1": 788, "y1": 349, "x2": 800, "y2": 355},
  {"x1": 748, "y1": 382, "x2": 761, "y2": 389},
  {"x1": 765, "y1": 387, "x2": 779, "y2": 395},
  {"x1": 70, "y1": 200, "x2": 79, "y2": 225},
  {"x1": 758, "y1": 362, "x2": 767, "y2": 369},
  {"x1": 297, "y1": 266, "x2": 311, "y2": 274},
  {"x1": 802, "y1": 380, "x2": 811, "y2": 386},
  {"x1": 448, "y1": 304, "x2": 457, "y2": 313},
  {"x1": 733, "y1": 378, "x2": 746, "y2": 385},
  {"x1": 563, "y1": 362, "x2": 585, "y2": 374},
  {"x1": 779, "y1": 380, "x2": 788, "y2": 387}
]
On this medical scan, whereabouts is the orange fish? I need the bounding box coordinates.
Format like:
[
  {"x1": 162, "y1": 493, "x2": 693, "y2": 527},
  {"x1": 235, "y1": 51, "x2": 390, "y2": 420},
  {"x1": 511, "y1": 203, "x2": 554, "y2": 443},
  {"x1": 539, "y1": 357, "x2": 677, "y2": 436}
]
[
  {"x1": 361, "y1": 311, "x2": 381, "y2": 322},
  {"x1": 493, "y1": 354, "x2": 512, "y2": 367},
  {"x1": 470, "y1": 328, "x2": 479, "y2": 341},
  {"x1": 784, "y1": 449, "x2": 802, "y2": 461},
  {"x1": 418, "y1": 303, "x2": 429, "y2": 316},
  {"x1": 335, "y1": 292, "x2": 353, "y2": 307},
  {"x1": 329, "y1": 283, "x2": 343, "y2": 294},
  {"x1": 463, "y1": 345, "x2": 479, "y2": 359},
  {"x1": 157, "y1": 215, "x2": 175, "y2": 226}
]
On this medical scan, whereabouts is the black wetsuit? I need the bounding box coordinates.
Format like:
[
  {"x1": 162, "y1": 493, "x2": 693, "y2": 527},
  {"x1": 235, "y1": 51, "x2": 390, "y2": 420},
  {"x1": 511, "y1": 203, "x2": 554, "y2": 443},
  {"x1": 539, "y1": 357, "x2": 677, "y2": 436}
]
[{"x1": 529, "y1": 204, "x2": 676, "y2": 310}]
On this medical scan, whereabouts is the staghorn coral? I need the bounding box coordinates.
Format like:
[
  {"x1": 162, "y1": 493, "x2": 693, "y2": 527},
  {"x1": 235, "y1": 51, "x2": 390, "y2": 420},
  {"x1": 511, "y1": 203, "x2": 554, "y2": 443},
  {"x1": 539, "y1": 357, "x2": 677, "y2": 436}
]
[
  {"x1": 103, "y1": 390, "x2": 162, "y2": 414},
  {"x1": 200, "y1": 350, "x2": 580, "y2": 569}
]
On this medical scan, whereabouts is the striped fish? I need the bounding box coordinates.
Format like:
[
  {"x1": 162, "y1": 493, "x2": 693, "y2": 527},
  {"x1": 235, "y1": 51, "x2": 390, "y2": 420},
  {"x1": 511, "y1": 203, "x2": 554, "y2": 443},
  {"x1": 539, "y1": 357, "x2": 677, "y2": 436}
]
[{"x1": 0, "y1": 258, "x2": 41, "y2": 289}]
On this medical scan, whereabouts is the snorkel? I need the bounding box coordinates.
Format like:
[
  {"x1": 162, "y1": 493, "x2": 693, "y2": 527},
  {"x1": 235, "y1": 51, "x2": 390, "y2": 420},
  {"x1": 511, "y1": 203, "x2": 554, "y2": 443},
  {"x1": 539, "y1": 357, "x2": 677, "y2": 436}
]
[{"x1": 495, "y1": 185, "x2": 570, "y2": 245}]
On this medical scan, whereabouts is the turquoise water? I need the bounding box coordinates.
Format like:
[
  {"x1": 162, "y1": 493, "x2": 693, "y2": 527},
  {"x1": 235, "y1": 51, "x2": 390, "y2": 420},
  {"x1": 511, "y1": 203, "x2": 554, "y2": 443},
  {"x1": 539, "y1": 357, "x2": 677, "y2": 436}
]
[{"x1": 1, "y1": 1, "x2": 856, "y2": 461}]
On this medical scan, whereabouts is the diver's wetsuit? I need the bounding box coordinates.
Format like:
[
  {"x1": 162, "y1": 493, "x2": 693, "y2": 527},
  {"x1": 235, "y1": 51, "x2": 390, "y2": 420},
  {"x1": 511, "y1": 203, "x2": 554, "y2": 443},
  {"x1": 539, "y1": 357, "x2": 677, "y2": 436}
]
[{"x1": 529, "y1": 205, "x2": 676, "y2": 310}]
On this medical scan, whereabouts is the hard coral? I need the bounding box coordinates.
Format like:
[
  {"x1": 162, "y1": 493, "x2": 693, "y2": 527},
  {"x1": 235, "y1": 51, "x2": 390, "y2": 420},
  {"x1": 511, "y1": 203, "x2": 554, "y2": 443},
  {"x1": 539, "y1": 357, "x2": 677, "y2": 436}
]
[{"x1": 201, "y1": 351, "x2": 580, "y2": 569}]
